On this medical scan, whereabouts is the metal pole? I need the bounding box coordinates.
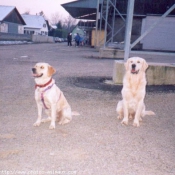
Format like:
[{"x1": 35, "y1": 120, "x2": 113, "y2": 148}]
[
  {"x1": 104, "y1": 0, "x2": 109, "y2": 48},
  {"x1": 95, "y1": 0, "x2": 100, "y2": 47},
  {"x1": 111, "y1": 0, "x2": 116, "y2": 42},
  {"x1": 124, "y1": 0, "x2": 135, "y2": 61}
]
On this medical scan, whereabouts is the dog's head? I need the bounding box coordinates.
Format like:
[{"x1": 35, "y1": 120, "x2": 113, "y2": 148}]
[
  {"x1": 32, "y1": 63, "x2": 56, "y2": 79},
  {"x1": 124, "y1": 57, "x2": 148, "y2": 74}
]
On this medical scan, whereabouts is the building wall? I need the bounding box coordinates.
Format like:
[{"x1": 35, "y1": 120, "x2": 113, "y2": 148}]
[
  {"x1": 0, "y1": 22, "x2": 24, "y2": 34},
  {"x1": 141, "y1": 16, "x2": 175, "y2": 51},
  {"x1": 6, "y1": 22, "x2": 18, "y2": 34},
  {"x1": 18, "y1": 25, "x2": 24, "y2": 34},
  {"x1": 0, "y1": 32, "x2": 54, "y2": 43},
  {"x1": 0, "y1": 32, "x2": 32, "y2": 41},
  {"x1": 24, "y1": 28, "x2": 40, "y2": 35},
  {"x1": 0, "y1": 23, "x2": 8, "y2": 33},
  {"x1": 40, "y1": 22, "x2": 48, "y2": 35},
  {"x1": 24, "y1": 27, "x2": 48, "y2": 36}
]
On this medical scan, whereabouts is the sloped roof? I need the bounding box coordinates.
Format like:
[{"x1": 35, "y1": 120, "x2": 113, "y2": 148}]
[
  {"x1": 61, "y1": 0, "x2": 175, "y2": 20},
  {"x1": 0, "y1": 5, "x2": 25, "y2": 25},
  {"x1": 0, "y1": 5, "x2": 15, "y2": 21},
  {"x1": 22, "y1": 14, "x2": 47, "y2": 29},
  {"x1": 61, "y1": 0, "x2": 98, "y2": 20}
]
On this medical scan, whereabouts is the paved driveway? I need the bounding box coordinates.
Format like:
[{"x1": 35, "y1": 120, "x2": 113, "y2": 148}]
[{"x1": 0, "y1": 43, "x2": 175, "y2": 175}]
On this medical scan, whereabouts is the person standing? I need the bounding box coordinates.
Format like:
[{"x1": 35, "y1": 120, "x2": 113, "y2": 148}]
[
  {"x1": 67, "y1": 33, "x2": 72, "y2": 46},
  {"x1": 74, "y1": 33, "x2": 80, "y2": 47}
]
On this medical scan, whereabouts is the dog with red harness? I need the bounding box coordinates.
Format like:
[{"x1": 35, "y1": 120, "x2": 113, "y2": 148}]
[{"x1": 32, "y1": 62, "x2": 78, "y2": 129}]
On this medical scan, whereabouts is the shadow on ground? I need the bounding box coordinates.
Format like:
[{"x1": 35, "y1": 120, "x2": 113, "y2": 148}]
[{"x1": 70, "y1": 76, "x2": 175, "y2": 93}]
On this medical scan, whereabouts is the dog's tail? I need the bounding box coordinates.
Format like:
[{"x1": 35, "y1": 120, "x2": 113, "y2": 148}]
[
  {"x1": 144, "y1": 110, "x2": 155, "y2": 116},
  {"x1": 72, "y1": 111, "x2": 80, "y2": 116}
]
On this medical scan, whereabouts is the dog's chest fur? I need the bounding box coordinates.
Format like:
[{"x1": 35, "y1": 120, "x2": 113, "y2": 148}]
[{"x1": 123, "y1": 73, "x2": 146, "y2": 99}]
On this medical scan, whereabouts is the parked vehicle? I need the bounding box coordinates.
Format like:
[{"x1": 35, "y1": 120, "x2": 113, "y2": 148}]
[{"x1": 54, "y1": 37, "x2": 62, "y2": 43}]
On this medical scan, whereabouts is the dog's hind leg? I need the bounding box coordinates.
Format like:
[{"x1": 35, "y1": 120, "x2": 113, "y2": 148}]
[
  {"x1": 58, "y1": 107, "x2": 72, "y2": 125},
  {"x1": 116, "y1": 100, "x2": 123, "y2": 120},
  {"x1": 41, "y1": 110, "x2": 51, "y2": 123}
]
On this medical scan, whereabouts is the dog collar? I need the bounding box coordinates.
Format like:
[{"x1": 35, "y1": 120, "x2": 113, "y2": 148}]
[{"x1": 35, "y1": 78, "x2": 52, "y2": 89}]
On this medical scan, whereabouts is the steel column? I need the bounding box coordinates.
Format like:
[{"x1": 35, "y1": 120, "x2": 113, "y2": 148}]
[{"x1": 124, "y1": 0, "x2": 135, "y2": 61}]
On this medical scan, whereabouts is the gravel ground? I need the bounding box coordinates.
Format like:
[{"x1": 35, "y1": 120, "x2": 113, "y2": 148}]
[{"x1": 0, "y1": 43, "x2": 175, "y2": 175}]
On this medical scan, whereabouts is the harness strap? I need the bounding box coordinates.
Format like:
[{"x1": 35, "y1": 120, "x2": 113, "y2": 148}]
[{"x1": 40, "y1": 83, "x2": 54, "y2": 109}]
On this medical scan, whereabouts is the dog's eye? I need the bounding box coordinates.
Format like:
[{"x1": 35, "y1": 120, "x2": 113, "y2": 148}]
[
  {"x1": 137, "y1": 61, "x2": 140, "y2": 63},
  {"x1": 40, "y1": 66, "x2": 44, "y2": 69}
]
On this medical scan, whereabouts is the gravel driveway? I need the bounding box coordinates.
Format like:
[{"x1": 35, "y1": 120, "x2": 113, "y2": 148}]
[{"x1": 0, "y1": 43, "x2": 175, "y2": 175}]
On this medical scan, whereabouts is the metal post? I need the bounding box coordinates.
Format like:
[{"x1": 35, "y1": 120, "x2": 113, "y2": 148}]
[
  {"x1": 111, "y1": 0, "x2": 116, "y2": 42},
  {"x1": 124, "y1": 0, "x2": 135, "y2": 61},
  {"x1": 104, "y1": 0, "x2": 109, "y2": 48},
  {"x1": 95, "y1": 0, "x2": 100, "y2": 47}
]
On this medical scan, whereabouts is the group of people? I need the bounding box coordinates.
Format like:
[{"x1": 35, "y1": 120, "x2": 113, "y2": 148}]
[{"x1": 67, "y1": 33, "x2": 85, "y2": 47}]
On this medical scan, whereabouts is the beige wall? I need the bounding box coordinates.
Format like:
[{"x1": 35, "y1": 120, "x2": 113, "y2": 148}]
[
  {"x1": 32, "y1": 35, "x2": 54, "y2": 43},
  {"x1": 91, "y1": 30, "x2": 105, "y2": 47}
]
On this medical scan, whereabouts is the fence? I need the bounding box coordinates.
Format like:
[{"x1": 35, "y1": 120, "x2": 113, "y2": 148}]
[{"x1": 0, "y1": 32, "x2": 54, "y2": 43}]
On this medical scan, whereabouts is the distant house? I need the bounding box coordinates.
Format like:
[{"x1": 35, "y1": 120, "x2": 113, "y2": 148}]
[
  {"x1": 22, "y1": 14, "x2": 48, "y2": 36},
  {"x1": 0, "y1": 5, "x2": 26, "y2": 34}
]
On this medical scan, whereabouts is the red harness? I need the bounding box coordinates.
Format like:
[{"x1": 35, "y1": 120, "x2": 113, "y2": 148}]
[{"x1": 35, "y1": 79, "x2": 54, "y2": 109}]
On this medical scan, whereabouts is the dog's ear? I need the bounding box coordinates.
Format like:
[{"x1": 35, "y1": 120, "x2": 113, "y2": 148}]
[
  {"x1": 48, "y1": 65, "x2": 56, "y2": 77},
  {"x1": 124, "y1": 59, "x2": 129, "y2": 71},
  {"x1": 142, "y1": 59, "x2": 148, "y2": 71}
]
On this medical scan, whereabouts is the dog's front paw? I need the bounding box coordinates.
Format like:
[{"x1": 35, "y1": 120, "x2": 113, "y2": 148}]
[
  {"x1": 117, "y1": 115, "x2": 123, "y2": 120},
  {"x1": 33, "y1": 121, "x2": 41, "y2": 127},
  {"x1": 49, "y1": 124, "x2": 55, "y2": 130},
  {"x1": 121, "y1": 119, "x2": 128, "y2": 125},
  {"x1": 133, "y1": 120, "x2": 140, "y2": 127}
]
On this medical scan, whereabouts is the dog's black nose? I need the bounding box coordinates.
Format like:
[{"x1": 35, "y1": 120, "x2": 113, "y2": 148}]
[
  {"x1": 132, "y1": 64, "x2": 136, "y2": 69},
  {"x1": 32, "y1": 68, "x2": 36, "y2": 73}
]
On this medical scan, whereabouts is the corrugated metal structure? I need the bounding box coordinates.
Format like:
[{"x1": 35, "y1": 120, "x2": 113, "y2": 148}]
[
  {"x1": 62, "y1": 0, "x2": 175, "y2": 54},
  {"x1": 61, "y1": 0, "x2": 102, "y2": 20}
]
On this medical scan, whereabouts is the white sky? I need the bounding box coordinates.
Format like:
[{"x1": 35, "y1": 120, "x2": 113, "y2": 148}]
[{"x1": 0, "y1": 0, "x2": 76, "y2": 20}]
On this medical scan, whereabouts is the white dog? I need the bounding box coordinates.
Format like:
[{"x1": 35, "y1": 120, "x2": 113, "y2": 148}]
[
  {"x1": 32, "y1": 62, "x2": 78, "y2": 129},
  {"x1": 116, "y1": 57, "x2": 155, "y2": 127}
]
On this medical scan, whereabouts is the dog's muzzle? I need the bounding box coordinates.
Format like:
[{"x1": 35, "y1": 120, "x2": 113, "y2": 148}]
[
  {"x1": 32, "y1": 68, "x2": 43, "y2": 78},
  {"x1": 32, "y1": 68, "x2": 36, "y2": 74},
  {"x1": 131, "y1": 64, "x2": 139, "y2": 74}
]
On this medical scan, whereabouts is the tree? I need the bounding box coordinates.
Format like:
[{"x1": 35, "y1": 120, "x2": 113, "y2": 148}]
[
  {"x1": 49, "y1": 14, "x2": 78, "y2": 38},
  {"x1": 63, "y1": 15, "x2": 77, "y2": 32},
  {"x1": 50, "y1": 13, "x2": 62, "y2": 25}
]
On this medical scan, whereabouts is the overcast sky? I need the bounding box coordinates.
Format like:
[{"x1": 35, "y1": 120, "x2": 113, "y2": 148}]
[{"x1": 0, "y1": 0, "x2": 76, "y2": 20}]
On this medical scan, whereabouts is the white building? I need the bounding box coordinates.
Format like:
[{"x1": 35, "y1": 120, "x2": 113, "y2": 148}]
[{"x1": 22, "y1": 14, "x2": 48, "y2": 36}]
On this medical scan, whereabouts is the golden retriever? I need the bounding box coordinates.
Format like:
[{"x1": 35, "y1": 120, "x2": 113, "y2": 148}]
[
  {"x1": 116, "y1": 57, "x2": 155, "y2": 127},
  {"x1": 32, "y1": 62, "x2": 77, "y2": 129}
]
